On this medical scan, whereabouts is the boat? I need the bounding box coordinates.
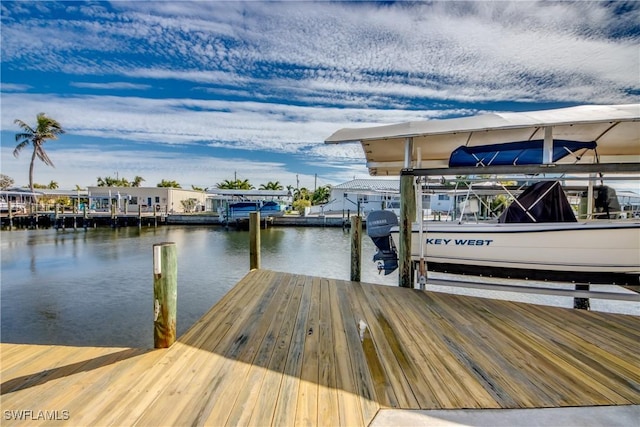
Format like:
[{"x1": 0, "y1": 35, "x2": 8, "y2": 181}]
[
  {"x1": 367, "y1": 181, "x2": 640, "y2": 285},
  {"x1": 325, "y1": 104, "x2": 640, "y2": 285},
  {"x1": 221, "y1": 199, "x2": 286, "y2": 224}
]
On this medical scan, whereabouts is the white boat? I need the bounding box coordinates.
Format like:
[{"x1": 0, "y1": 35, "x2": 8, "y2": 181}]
[
  {"x1": 326, "y1": 104, "x2": 640, "y2": 285},
  {"x1": 367, "y1": 210, "x2": 640, "y2": 284},
  {"x1": 220, "y1": 200, "x2": 286, "y2": 224},
  {"x1": 365, "y1": 168, "x2": 640, "y2": 286}
]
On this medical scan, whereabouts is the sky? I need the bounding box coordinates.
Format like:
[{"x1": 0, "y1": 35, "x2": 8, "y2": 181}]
[{"x1": 1, "y1": 1, "x2": 639, "y2": 191}]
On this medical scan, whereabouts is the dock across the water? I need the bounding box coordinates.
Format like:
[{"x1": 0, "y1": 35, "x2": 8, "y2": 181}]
[{"x1": 1, "y1": 270, "x2": 639, "y2": 426}]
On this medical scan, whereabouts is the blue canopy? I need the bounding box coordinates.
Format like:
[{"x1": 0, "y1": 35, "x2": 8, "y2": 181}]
[{"x1": 448, "y1": 140, "x2": 597, "y2": 167}]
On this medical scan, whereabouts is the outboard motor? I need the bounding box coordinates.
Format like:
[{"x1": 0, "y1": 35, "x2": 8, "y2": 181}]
[{"x1": 366, "y1": 210, "x2": 399, "y2": 275}]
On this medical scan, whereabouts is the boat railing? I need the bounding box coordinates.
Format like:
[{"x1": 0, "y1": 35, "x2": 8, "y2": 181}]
[{"x1": 423, "y1": 279, "x2": 640, "y2": 302}]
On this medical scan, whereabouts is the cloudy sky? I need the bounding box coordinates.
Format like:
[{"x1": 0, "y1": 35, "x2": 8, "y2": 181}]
[{"x1": 1, "y1": 1, "x2": 638, "y2": 191}]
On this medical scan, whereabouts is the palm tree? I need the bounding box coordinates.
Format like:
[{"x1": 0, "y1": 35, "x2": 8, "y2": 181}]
[
  {"x1": 13, "y1": 113, "x2": 65, "y2": 194},
  {"x1": 311, "y1": 185, "x2": 331, "y2": 205},
  {"x1": 259, "y1": 181, "x2": 284, "y2": 191},
  {"x1": 294, "y1": 187, "x2": 310, "y2": 201},
  {"x1": 216, "y1": 179, "x2": 236, "y2": 189},
  {"x1": 157, "y1": 179, "x2": 181, "y2": 188},
  {"x1": 216, "y1": 178, "x2": 254, "y2": 190},
  {"x1": 236, "y1": 179, "x2": 254, "y2": 190},
  {"x1": 132, "y1": 176, "x2": 145, "y2": 187}
]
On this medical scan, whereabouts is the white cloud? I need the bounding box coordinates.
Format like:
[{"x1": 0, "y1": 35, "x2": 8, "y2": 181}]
[
  {"x1": 0, "y1": 92, "x2": 455, "y2": 150},
  {"x1": 2, "y1": 1, "x2": 638, "y2": 190},
  {"x1": 2, "y1": 1, "x2": 637, "y2": 104},
  {"x1": 70, "y1": 82, "x2": 151, "y2": 90}
]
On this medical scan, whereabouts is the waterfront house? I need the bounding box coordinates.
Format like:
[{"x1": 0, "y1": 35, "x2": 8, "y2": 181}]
[{"x1": 87, "y1": 186, "x2": 207, "y2": 214}]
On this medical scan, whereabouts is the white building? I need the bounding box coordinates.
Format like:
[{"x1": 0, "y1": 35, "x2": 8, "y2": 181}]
[
  {"x1": 315, "y1": 178, "x2": 456, "y2": 217},
  {"x1": 87, "y1": 187, "x2": 207, "y2": 214},
  {"x1": 317, "y1": 179, "x2": 400, "y2": 215}
]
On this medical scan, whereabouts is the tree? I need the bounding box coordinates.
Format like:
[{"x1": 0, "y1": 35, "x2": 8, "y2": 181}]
[
  {"x1": 132, "y1": 176, "x2": 145, "y2": 187},
  {"x1": 96, "y1": 175, "x2": 144, "y2": 187},
  {"x1": 259, "y1": 181, "x2": 284, "y2": 190},
  {"x1": 311, "y1": 185, "x2": 331, "y2": 205},
  {"x1": 191, "y1": 185, "x2": 205, "y2": 192},
  {"x1": 0, "y1": 174, "x2": 14, "y2": 190},
  {"x1": 97, "y1": 176, "x2": 119, "y2": 187},
  {"x1": 293, "y1": 187, "x2": 310, "y2": 201},
  {"x1": 215, "y1": 178, "x2": 254, "y2": 190},
  {"x1": 47, "y1": 180, "x2": 59, "y2": 189},
  {"x1": 236, "y1": 179, "x2": 254, "y2": 190},
  {"x1": 13, "y1": 113, "x2": 64, "y2": 194},
  {"x1": 157, "y1": 179, "x2": 181, "y2": 188}
]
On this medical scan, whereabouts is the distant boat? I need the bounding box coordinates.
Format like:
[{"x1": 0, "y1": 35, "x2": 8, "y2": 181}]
[{"x1": 221, "y1": 200, "x2": 286, "y2": 224}]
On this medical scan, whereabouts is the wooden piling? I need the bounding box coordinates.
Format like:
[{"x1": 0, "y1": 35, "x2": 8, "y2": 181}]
[
  {"x1": 574, "y1": 284, "x2": 591, "y2": 310},
  {"x1": 350, "y1": 215, "x2": 362, "y2": 282},
  {"x1": 399, "y1": 171, "x2": 415, "y2": 288},
  {"x1": 249, "y1": 211, "x2": 261, "y2": 270},
  {"x1": 54, "y1": 203, "x2": 59, "y2": 229},
  {"x1": 7, "y1": 200, "x2": 13, "y2": 230},
  {"x1": 110, "y1": 203, "x2": 117, "y2": 228},
  {"x1": 153, "y1": 242, "x2": 177, "y2": 348}
]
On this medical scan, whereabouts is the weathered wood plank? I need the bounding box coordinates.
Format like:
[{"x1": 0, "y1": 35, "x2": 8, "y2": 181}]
[
  {"x1": 334, "y1": 280, "x2": 380, "y2": 424},
  {"x1": 294, "y1": 276, "x2": 321, "y2": 426},
  {"x1": 105, "y1": 269, "x2": 278, "y2": 426},
  {"x1": 368, "y1": 285, "x2": 499, "y2": 409},
  {"x1": 272, "y1": 274, "x2": 314, "y2": 426},
  {"x1": 317, "y1": 277, "x2": 340, "y2": 427},
  {"x1": 379, "y1": 286, "x2": 500, "y2": 409},
  {"x1": 247, "y1": 274, "x2": 306, "y2": 426},
  {"x1": 225, "y1": 272, "x2": 300, "y2": 426}
]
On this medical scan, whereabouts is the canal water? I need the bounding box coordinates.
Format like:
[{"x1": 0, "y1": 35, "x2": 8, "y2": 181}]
[{"x1": 1, "y1": 226, "x2": 638, "y2": 348}]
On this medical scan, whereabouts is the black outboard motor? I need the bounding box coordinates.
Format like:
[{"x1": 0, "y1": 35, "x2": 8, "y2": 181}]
[{"x1": 366, "y1": 210, "x2": 399, "y2": 275}]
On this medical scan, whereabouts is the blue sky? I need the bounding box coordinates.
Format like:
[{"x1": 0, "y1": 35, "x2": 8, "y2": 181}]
[{"x1": 1, "y1": 1, "x2": 639, "y2": 191}]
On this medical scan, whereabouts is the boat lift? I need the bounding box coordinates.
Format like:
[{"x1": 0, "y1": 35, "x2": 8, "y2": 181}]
[{"x1": 326, "y1": 104, "x2": 640, "y2": 289}]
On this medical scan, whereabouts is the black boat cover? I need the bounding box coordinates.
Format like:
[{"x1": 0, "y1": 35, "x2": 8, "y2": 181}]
[{"x1": 498, "y1": 181, "x2": 577, "y2": 223}]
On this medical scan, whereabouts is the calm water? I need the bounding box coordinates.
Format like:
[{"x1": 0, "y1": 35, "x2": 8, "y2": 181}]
[{"x1": 1, "y1": 226, "x2": 637, "y2": 348}]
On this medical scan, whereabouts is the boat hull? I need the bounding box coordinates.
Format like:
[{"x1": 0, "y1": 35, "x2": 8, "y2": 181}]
[{"x1": 387, "y1": 221, "x2": 640, "y2": 284}]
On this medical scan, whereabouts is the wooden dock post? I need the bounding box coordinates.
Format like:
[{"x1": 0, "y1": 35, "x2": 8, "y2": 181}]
[
  {"x1": 7, "y1": 200, "x2": 13, "y2": 230},
  {"x1": 350, "y1": 215, "x2": 362, "y2": 282},
  {"x1": 249, "y1": 212, "x2": 261, "y2": 270},
  {"x1": 153, "y1": 242, "x2": 177, "y2": 348},
  {"x1": 111, "y1": 203, "x2": 118, "y2": 228},
  {"x1": 54, "y1": 203, "x2": 59, "y2": 229},
  {"x1": 399, "y1": 170, "x2": 416, "y2": 288},
  {"x1": 138, "y1": 204, "x2": 142, "y2": 228},
  {"x1": 574, "y1": 284, "x2": 591, "y2": 310}
]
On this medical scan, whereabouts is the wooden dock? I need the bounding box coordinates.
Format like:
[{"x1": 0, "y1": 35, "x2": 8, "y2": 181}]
[{"x1": 2, "y1": 270, "x2": 639, "y2": 425}]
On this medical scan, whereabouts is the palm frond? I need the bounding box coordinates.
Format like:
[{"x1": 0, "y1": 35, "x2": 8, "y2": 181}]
[{"x1": 35, "y1": 145, "x2": 55, "y2": 167}]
